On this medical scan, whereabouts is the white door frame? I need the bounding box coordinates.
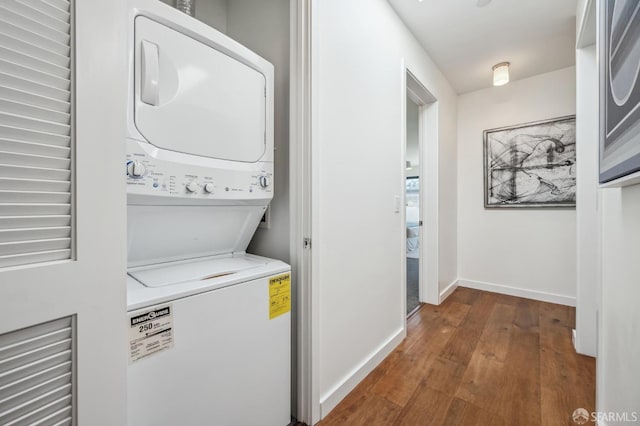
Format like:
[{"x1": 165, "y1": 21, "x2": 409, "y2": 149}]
[
  {"x1": 289, "y1": 0, "x2": 320, "y2": 423},
  {"x1": 402, "y1": 66, "x2": 440, "y2": 307},
  {"x1": 574, "y1": 0, "x2": 598, "y2": 358}
]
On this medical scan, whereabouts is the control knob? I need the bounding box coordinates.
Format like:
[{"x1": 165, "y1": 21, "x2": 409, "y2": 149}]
[
  {"x1": 127, "y1": 161, "x2": 146, "y2": 178},
  {"x1": 259, "y1": 175, "x2": 270, "y2": 188},
  {"x1": 185, "y1": 182, "x2": 198, "y2": 193},
  {"x1": 203, "y1": 183, "x2": 214, "y2": 193}
]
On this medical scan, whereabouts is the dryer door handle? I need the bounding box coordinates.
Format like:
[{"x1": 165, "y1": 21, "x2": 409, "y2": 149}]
[{"x1": 140, "y1": 40, "x2": 160, "y2": 106}]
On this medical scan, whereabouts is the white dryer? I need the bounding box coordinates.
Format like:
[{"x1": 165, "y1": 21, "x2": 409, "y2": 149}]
[{"x1": 124, "y1": 2, "x2": 290, "y2": 425}]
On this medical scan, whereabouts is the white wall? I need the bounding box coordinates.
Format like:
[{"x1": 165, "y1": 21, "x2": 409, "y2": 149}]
[
  {"x1": 312, "y1": 0, "x2": 457, "y2": 417},
  {"x1": 457, "y1": 67, "x2": 577, "y2": 305},
  {"x1": 226, "y1": 0, "x2": 291, "y2": 263},
  {"x1": 598, "y1": 186, "x2": 640, "y2": 421}
]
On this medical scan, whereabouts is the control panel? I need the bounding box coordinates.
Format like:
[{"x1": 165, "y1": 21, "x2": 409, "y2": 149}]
[{"x1": 125, "y1": 140, "x2": 273, "y2": 201}]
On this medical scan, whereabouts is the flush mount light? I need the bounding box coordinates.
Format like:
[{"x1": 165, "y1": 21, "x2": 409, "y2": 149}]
[{"x1": 492, "y1": 62, "x2": 510, "y2": 86}]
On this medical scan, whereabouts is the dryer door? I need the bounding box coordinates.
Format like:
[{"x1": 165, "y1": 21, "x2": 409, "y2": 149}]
[{"x1": 134, "y1": 17, "x2": 266, "y2": 163}]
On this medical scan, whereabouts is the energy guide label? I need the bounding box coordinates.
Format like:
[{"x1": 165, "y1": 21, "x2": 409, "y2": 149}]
[
  {"x1": 269, "y1": 273, "x2": 291, "y2": 320},
  {"x1": 128, "y1": 304, "x2": 174, "y2": 364}
]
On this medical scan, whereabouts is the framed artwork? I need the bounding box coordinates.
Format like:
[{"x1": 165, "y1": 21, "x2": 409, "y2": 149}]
[
  {"x1": 599, "y1": 0, "x2": 640, "y2": 184},
  {"x1": 483, "y1": 116, "x2": 576, "y2": 208}
]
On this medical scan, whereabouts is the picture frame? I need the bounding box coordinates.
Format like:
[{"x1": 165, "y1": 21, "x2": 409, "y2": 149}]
[
  {"x1": 599, "y1": 0, "x2": 640, "y2": 185},
  {"x1": 483, "y1": 116, "x2": 576, "y2": 208}
]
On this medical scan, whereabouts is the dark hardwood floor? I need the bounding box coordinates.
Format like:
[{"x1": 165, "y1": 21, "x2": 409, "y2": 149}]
[{"x1": 318, "y1": 287, "x2": 595, "y2": 426}]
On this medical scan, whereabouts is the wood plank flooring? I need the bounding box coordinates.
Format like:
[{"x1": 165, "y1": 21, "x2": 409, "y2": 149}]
[{"x1": 318, "y1": 288, "x2": 595, "y2": 426}]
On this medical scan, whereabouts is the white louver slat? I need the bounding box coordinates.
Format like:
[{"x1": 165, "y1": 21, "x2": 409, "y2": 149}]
[
  {"x1": 0, "y1": 73, "x2": 70, "y2": 102},
  {"x1": 0, "y1": 0, "x2": 73, "y2": 268},
  {"x1": 0, "y1": 316, "x2": 74, "y2": 426}
]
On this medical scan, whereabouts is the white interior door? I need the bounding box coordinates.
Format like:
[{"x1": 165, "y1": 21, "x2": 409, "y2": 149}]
[{"x1": 0, "y1": 1, "x2": 128, "y2": 424}]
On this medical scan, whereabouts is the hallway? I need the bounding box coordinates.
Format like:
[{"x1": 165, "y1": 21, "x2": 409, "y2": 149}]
[{"x1": 319, "y1": 288, "x2": 595, "y2": 425}]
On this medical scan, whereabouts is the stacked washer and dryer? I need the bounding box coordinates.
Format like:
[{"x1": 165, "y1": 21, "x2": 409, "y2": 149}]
[{"x1": 123, "y1": 2, "x2": 291, "y2": 425}]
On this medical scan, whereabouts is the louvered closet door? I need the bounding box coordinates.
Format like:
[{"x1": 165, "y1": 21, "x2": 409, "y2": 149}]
[
  {"x1": 0, "y1": 317, "x2": 74, "y2": 426},
  {"x1": 0, "y1": 0, "x2": 73, "y2": 268},
  {"x1": 0, "y1": 0, "x2": 126, "y2": 424}
]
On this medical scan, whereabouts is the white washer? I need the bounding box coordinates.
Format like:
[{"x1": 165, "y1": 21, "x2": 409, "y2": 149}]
[
  {"x1": 124, "y1": 2, "x2": 290, "y2": 425},
  {"x1": 127, "y1": 254, "x2": 290, "y2": 426}
]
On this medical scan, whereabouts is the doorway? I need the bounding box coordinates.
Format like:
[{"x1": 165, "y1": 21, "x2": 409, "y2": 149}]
[
  {"x1": 402, "y1": 68, "x2": 439, "y2": 314},
  {"x1": 405, "y1": 97, "x2": 421, "y2": 315}
]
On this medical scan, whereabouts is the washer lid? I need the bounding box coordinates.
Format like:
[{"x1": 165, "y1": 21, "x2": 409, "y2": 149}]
[
  {"x1": 129, "y1": 255, "x2": 268, "y2": 288},
  {"x1": 134, "y1": 16, "x2": 267, "y2": 162}
]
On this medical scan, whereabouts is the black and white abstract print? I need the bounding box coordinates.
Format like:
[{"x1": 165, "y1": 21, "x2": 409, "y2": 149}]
[
  {"x1": 484, "y1": 116, "x2": 576, "y2": 208},
  {"x1": 599, "y1": 0, "x2": 640, "y2": 183}
]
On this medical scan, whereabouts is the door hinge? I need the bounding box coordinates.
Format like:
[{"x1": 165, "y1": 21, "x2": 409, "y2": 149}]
[
  {"x1": 303, "y1": 238, "x2": 311, "y2": 249},
  {"x1": 419, "y1": 220, "x2": 423, "y2": 226}
]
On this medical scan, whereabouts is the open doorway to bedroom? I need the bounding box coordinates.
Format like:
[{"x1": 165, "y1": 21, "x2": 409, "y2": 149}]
[
  {"x1": 405, "y1": 96, "x2": 421, "y2": 315},
  {"x1": 403, "y1": 68, "x2": 438, "y2": 315}
]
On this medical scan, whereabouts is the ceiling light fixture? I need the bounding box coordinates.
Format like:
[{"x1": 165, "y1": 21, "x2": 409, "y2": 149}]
[{"x1": 492, "y1": 62, "x2": 510, "y2": 86}]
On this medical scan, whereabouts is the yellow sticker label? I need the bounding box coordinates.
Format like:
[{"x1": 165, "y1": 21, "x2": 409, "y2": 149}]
[{"x1": 269, "y1": 273, "x2": 291, "y2": 319}]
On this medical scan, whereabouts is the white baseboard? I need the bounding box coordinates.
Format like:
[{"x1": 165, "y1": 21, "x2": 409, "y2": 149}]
[
  {"x1": 458, "y1": 279, "x2": 576, "y2": 307},
  {"x1": 439, "y1": 279, "x2": 458, "y2": 303},
  {"x1": 319, "y1": 328, "x2": 405, "y2": 419}
]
